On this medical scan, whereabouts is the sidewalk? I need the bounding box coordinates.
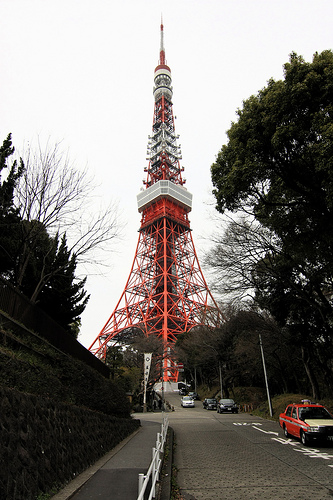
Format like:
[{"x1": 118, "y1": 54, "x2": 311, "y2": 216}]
[{"x1": 52, "y1": 413, "x2": 166, "y2": 500}]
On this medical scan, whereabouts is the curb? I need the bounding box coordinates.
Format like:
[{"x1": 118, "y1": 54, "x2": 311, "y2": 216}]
[{"x1": 159, "y1": 426, "x2": 174, "y2": 500}]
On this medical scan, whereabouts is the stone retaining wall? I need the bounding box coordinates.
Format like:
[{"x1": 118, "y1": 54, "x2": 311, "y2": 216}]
[{"x1": 0, "y1": 385, "x2": 140, "y2": 500}]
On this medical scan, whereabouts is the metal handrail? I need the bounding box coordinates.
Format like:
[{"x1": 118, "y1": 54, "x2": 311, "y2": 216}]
[{"x1": 137, "y1": 415, "x2": 169, "y2": 500}]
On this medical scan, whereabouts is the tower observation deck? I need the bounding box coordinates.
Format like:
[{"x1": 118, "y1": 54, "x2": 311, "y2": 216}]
[{"x1": 88, "y1": 22, "x2": 223, "y2": 382}]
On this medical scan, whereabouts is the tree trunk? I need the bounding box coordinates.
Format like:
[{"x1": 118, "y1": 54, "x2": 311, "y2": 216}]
[{"x1": 301, "y1": 346, "x2": 320, "y2": 399}]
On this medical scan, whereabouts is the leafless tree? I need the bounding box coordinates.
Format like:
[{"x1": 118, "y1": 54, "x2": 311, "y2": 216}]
[
  {"x1": 204, "y1": 213, "x2": 280, "y2": 304},
  {"x1": 13, "y1": 139, "x2": 121, "y2": 298}
]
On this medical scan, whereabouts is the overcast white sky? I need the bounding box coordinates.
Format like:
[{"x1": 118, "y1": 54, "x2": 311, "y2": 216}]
[{"x1": 1, "y1": 0, "x2": 332, "y2": 348}]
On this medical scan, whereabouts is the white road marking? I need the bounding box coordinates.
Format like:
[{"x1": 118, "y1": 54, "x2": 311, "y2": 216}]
[
  {"x1": 233, "y1": 422, "x2": 262, "y2": 426},
  {"x1": 272, "y1": 437, "x2": 298, "y2": 446},
  {"x1": 232, "y1": 421, "x2": 333, "y2": 466},
  {"x1": 295, "y1": 448, "x2": 333, "y2": 460},
  {"x1": 272, "y1": 436, "x2": 333, "y2": 466},
  {"x1": 252, "y1": 425, "x2": 279, "y2": 436}
]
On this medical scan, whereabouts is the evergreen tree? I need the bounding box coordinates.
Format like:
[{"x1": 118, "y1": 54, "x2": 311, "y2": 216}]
[
  {"x1": 21, "y1": 232, "x2": 90, "y2": 337},
  {"x1": 0, "y1": 134, "x2": 24, "y2": 275}
]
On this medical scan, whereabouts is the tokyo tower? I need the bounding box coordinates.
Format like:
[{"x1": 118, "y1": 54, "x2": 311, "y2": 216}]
[{"x1": 89, "y1": 22, "x2": 223, "y2": 382}]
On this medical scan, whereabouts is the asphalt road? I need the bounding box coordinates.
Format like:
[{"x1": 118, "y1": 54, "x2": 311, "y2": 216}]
[{"x1": 159, "y1": 392, "x2": 333, "y2": 499}]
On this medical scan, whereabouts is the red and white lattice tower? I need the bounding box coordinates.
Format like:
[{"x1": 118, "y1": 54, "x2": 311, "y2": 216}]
[{"x1": 89, "y1": 22, "x2": 223, "y2": 382}]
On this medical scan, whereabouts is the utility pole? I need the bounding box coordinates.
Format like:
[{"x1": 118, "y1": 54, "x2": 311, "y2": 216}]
[
  {"x1": 259, "y1": 334, "x2": 273, "y2": 417},
  {"x1": 219, "y1": 361, "x2": 223, "y2": 399}
]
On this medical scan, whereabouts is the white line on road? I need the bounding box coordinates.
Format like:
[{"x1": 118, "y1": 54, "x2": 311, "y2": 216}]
[
  {"x1": 252, "y1": 425, "x2": 279, "y2": 436},
  {"x1": 233, "y1": 422, "x2": 262, "y2": 426},
  {"x1": 272, "y1": 436, "x2": 333, "y2": 466}
]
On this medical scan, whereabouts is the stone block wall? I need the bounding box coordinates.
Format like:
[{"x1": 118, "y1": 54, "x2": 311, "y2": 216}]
[{"x1": 0, "y1": 385, "x2": 140, "y2": 500}]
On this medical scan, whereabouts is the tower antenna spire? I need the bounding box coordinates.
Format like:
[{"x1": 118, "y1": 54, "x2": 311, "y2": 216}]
[{"x1": 160, "y1": 16, "x2": 165, "y2": 65}]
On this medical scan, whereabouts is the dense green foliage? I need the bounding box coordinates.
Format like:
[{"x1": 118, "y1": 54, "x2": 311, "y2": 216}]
[
  {"x1": 210, "y1": 51, "x2": 333, "y2": 398},
  {"x1": 0, "y1": 134, "x2": 24, "y2": 274},
  {"x1": 24, "y1": 232, "x2": 89, "y2": 334}
]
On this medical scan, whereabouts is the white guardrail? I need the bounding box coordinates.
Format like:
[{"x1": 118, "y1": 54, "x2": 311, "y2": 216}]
[{"x1": 137, "y1": 415, "x2": 169, "y2": 500}]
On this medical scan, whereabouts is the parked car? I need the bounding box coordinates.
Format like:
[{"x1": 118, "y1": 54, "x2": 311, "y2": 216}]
[
  {"x1": 217, "y1": 398, "x2": 238, "y2": 414},
  {"x1": 188, "y1": 391, "x2": 199, "y2": 400},
  {"x1": 181, "y1": 396, "x2": 195, "y2": 408},
  {"x1": 279, "y1": 400, "x2": 333, "y2": 446},
  {"x1": 203, "y1": 398, "x2": 217, "y2": 410}
]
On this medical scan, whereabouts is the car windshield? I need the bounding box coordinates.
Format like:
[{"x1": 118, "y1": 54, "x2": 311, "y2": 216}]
[
  {"x1": 207, "y1": 399, "x2": 216, "y2": 403},
  {"x1": 298, "y1": 407, "x2": 333, "y2": 420},
  {"x1": 220, "y1": 399, "x2": 235, "y2": 404},
  {"x1": 183, "y1": 396, "x2": 193, "y2": 400}
]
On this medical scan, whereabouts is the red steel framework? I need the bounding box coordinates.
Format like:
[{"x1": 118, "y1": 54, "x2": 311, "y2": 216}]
[{"x1": 89, "y1": 22, "x2": 223, "y2": 382}]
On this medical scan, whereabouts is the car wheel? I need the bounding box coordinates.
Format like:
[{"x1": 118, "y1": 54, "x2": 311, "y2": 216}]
[
  {"x1": 301, "y1": 431, "x2": 309, "y2": 446},
  {"x1": 283, "y1": 425, "x2": 289, "y2": 438}
]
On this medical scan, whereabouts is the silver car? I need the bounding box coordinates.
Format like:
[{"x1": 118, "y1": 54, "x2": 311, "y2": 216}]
[{"x1": 181, "y1": 396, "x2": 195, "y2": 408}]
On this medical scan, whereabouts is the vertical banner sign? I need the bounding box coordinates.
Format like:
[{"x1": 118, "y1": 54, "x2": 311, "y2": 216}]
[{"x1": 143, "y1": 353, "x2": 153, "y2": 408}]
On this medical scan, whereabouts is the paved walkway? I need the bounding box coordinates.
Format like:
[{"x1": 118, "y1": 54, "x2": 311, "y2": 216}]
[{"x1": 52, "y1": 414, "x2": 164, "y2": 500}]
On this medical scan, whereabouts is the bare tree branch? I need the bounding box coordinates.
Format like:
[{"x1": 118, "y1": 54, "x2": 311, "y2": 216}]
[
  {"x1": 13, "y1": 138, "x2": 121, "y2": 294},
  {"x1": 204, "y1": 212, "x2": 280, "y2": 303}
]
